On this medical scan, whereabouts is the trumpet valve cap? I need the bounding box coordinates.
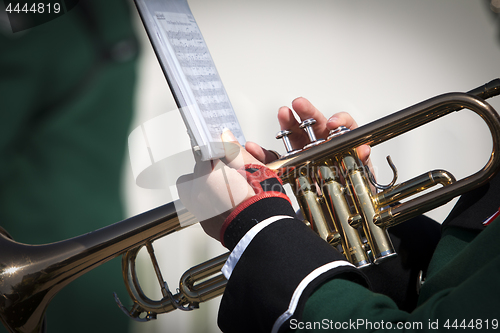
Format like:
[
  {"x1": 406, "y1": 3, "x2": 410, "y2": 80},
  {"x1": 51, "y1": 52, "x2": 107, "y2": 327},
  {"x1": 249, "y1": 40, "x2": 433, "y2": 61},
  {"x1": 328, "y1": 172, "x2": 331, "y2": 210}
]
[
  {"x1": 276, "y1": 129, "x2": 295, "y2": 153},
  {"x1": 299, "y1": 118, "x2": 317, "y2": 129},
  {"x1": 327, "y1": 126, "x2": 350, "y2": 140},
  {"x1": 300, "y1": 118, "x2": 322, "y2": 146},
  {"x1": 276, "y1": 129, "x2": 292, "y2": 139}
]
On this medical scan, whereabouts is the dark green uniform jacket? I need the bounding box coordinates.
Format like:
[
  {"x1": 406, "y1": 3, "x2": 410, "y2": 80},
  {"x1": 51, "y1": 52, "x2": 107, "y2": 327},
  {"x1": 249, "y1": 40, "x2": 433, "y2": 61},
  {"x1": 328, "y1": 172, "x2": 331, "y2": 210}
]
[{"x1": 300, "y1": 222, "x2": 500, "y2": 332}]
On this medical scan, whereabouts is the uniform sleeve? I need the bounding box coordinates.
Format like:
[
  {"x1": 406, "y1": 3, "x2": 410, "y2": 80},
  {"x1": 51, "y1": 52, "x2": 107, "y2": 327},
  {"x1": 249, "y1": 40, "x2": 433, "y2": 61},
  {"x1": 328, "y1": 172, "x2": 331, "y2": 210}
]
[
  {"x1": 217, "y1": 168, "x2": 500, "y2": 333},
  {"x1": 217, "y1": 194, "x2": 369, "y2": 333},
  {"x1": 297, "y1": 257, "x2": 500, "y2": 332}
]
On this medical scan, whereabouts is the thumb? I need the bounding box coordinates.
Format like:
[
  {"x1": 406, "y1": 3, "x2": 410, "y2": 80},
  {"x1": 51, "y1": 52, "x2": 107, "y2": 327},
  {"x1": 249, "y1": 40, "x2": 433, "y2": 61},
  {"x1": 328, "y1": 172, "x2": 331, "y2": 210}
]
[{"x1": 221, "y1": 129, "x2": 263, "y2": 169}]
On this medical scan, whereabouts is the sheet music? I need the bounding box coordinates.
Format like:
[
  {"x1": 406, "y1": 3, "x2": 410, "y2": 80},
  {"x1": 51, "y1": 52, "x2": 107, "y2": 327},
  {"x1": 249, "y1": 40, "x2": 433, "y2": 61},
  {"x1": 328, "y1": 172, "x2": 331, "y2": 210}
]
[{"x1": 134, "y1": 0, "x2": 245, "y2": 161}]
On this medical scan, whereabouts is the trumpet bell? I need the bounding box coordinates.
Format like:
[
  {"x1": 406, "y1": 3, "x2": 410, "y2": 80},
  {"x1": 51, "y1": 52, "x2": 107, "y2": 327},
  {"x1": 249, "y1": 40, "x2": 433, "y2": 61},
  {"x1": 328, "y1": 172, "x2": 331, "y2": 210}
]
[{"x1": 0, "y1": 201, "x2": 192, "y2": 333}]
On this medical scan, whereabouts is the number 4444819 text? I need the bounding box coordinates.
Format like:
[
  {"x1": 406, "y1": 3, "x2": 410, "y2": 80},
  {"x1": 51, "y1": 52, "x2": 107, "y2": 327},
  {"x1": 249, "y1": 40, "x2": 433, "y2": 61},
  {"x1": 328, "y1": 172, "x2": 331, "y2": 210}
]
[{"x1": 5, "y1": 3, "x2": 61, "y2": 14}]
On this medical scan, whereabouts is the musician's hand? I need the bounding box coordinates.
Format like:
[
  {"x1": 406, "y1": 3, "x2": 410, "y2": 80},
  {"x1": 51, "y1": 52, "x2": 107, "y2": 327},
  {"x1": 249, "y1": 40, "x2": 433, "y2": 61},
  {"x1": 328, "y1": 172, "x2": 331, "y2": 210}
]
[
  {"x1": 177, "y1": 130, "x2": 262, "y2": 242},
  {"x1": 278, "y1": 97, "x2": 371, "y2": 164},
  {"x1": 245, "y1": 97, "x2": 371, "y2": 165}
]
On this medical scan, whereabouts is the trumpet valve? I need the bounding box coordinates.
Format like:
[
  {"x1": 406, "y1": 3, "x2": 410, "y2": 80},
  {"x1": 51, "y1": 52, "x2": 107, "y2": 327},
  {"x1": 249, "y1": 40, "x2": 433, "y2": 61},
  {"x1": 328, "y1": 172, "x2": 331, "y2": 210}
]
[
  {"x1": 276, "y1": 129, "x2": 299, "y2": 155},
  {"x1": 327, "y1": 126, "x2": 351, "y2": 140},
  {"x1": 300, "y1": 118, "x2": 325, "y2": 148}
]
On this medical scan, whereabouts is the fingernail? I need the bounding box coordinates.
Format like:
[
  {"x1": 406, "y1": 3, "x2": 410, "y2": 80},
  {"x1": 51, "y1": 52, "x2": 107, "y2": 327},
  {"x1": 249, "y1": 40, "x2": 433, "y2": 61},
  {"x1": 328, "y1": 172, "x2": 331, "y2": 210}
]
[
  {"x1": 327, "y1": 116, "x2": 339, "y2": 124},
  {"x1": 221, "y1": 128, "x2": 236, "y2": 142}
]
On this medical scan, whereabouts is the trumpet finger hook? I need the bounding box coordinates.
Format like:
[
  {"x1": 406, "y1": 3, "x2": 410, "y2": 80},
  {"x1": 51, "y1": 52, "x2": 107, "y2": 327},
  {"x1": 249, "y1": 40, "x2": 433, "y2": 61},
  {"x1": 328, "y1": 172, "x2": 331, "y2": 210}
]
[{"x1": 366, "y1": 156, "x2": 398, "y2": 191}]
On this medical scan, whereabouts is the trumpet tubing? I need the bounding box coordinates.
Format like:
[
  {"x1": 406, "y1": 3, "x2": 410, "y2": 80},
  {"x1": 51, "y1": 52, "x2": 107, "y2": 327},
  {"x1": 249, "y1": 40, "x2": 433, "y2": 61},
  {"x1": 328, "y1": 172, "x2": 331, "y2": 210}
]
[
  {"x1": 0, "y1": 202, "x2": 194, "y2": 333},
  {"x1": 1, "y1": 80, "x2": 500, "y2": 333}
]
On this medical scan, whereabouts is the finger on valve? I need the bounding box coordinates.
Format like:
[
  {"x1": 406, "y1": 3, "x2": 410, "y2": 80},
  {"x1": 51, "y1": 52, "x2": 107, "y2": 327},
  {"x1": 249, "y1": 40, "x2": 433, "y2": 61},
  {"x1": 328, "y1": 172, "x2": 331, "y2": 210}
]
[
  {"x1": 326, "y1": 112, "x2": 371, "y2": 164},
  {"x1": 276, "y1": 98, "x2": 330, "y2": 150}
]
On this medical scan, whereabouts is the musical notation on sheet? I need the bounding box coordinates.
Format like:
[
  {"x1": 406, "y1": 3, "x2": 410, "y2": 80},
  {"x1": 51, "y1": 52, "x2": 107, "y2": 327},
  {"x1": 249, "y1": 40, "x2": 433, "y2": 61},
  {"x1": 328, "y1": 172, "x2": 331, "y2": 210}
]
[{"x1": 151, "y1": 10, "x2": 245, "y2": 160}]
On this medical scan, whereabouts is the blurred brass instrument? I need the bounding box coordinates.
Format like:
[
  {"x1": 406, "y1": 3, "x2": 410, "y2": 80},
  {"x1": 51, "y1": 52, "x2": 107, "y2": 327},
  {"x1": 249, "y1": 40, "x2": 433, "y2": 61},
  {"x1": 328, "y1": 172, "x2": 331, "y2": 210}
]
[{"x1": 1, "y1": 80, "x2": 500, "y2": 333}]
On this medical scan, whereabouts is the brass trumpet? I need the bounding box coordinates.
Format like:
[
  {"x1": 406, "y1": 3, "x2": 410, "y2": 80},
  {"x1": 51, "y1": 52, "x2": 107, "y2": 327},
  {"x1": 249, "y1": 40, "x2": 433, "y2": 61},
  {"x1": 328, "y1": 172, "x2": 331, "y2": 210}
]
[{"x1": 1, "y1": 80, "x2": 500, "y2": 333}]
